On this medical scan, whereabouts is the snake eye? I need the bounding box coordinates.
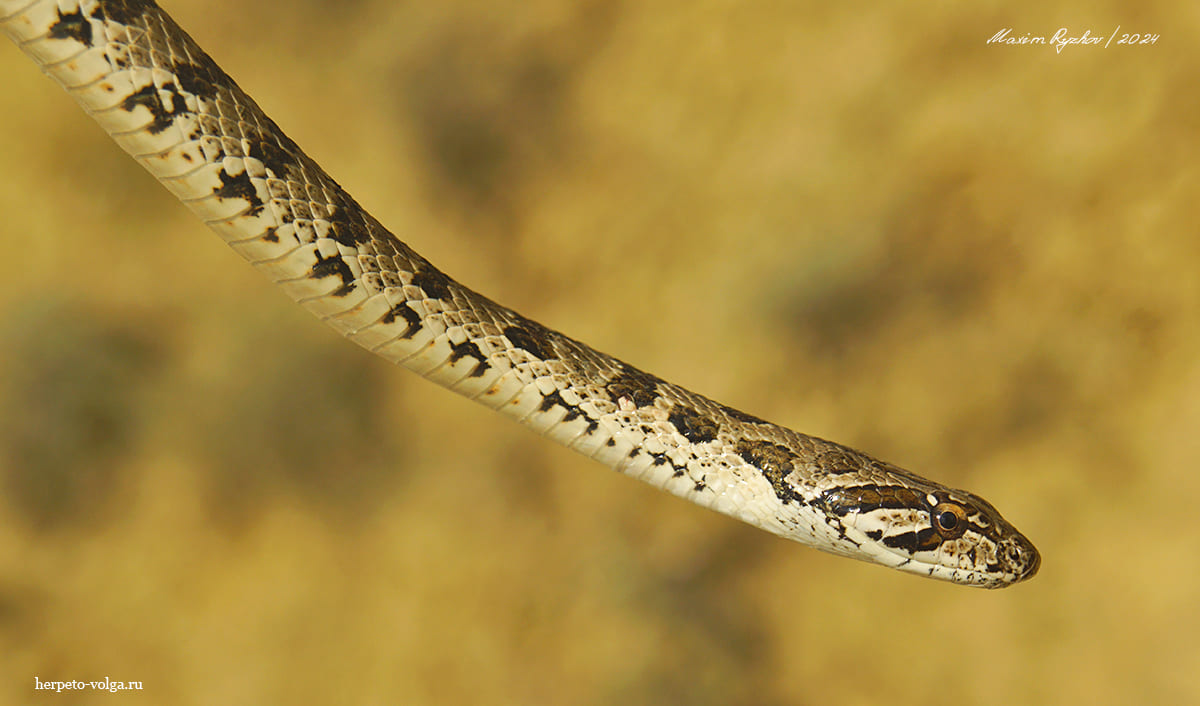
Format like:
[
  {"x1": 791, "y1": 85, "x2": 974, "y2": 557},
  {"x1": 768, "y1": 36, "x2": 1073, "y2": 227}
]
[{"x1": 932, "y1": 502, "x2": 968, "y2": 539}]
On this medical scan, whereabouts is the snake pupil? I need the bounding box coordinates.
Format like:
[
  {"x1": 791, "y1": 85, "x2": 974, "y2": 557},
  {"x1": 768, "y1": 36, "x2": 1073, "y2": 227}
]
[{"x1": 938, "y1": 511, "x2": 958, "y2": 530}]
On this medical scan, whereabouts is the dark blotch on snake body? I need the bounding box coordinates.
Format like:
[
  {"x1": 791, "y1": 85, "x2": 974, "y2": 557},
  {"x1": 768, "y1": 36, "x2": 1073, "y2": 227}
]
[
  {"x1": 246, "y1": 130, "x2": 305, "y2": 178},
  {"x1": 735, "y1": 439, "x2": 802, "y2": 504},
  {"x1": 537, "y1": 390, "x2": 585, "y2": 422},
  {"x1": 94, "y1": 0, "x2": 155, "y2": 27},
  {"x1": 606, "y1": 364, "x2": 664, "y2": 408},
  {"x1": 171, "y1": 51, "x2": 237, "y2": 103},
  {"x1": 382, "y1": 302, "x2": 423, "y2": 339},
  {"x1": 540, "y1": 391, "x2": 561, "y2": 413},
  {"x1": 411, "y1": 265, "x2": 453, "y2": 301},
  {"x1": 815, "y1": 445, "x2": 873, "y2": 477},
  {"x1": 49, "y1": 8, "x2": 92, "y2": 45},
  {"x1": 119, "y1": 83, "x2": 186, "y2": 135},
  {"x1": 667, "y1": 406, "x2": 719, "y2": 444},
  {"x1": 325, "y1": 193, "x2": 380, "y2": 249},
  {"x1": 309, "y1": 251, "x2": 356, "y2": 297},
  {"x1": 212, "y1": 167, "x2": 261, "y2": 208},
  {"x1": 448, "y1": 340, "x2": 490, "y2": 377},
  {"x1": 537, "y1": 389, "x2": 565, "y2": 413},
  {"x1": 503, "y1": 319, "x2": 556, "y2": 361}
]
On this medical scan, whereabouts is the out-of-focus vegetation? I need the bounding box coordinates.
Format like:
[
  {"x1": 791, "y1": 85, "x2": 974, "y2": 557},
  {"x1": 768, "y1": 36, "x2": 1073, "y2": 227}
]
[{"x1": 0, "y1": 1, "x2": 1195, "y2": 704}]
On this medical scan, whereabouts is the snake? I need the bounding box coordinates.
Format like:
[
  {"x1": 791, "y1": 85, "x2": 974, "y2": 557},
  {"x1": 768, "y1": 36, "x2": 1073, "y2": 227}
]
[{"x1": 1, "y1": 0, "x2": 1039, "y2": 587}]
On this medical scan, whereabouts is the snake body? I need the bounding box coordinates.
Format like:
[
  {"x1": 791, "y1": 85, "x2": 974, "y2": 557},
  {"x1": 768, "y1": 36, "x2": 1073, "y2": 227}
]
[{"x1": 1, "y1": 0, "x2": 1039, "y2": 587}]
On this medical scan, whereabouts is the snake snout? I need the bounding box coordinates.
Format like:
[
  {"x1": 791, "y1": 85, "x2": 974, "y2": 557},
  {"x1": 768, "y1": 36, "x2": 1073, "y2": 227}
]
[{"x1": 1008, "y1": 535, "x2": 1041, "y2": 582}]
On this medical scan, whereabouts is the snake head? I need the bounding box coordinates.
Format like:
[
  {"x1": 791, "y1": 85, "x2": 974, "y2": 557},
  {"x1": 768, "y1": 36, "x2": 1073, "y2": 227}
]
[{"x1": 819, "y1": 479, "x2": 1040, "y2": 588}]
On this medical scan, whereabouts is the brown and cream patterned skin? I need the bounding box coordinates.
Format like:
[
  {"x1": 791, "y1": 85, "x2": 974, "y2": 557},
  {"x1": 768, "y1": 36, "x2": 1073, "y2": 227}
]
[{"x1": 1, "y1": 0, "x2": 1039, "y2": 587}]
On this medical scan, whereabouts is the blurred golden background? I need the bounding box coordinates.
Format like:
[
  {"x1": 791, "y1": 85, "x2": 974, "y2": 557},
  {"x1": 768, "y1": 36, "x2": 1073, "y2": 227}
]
[{"x1": 0, "y1": 1, "x2": 1196, "y2": 703}]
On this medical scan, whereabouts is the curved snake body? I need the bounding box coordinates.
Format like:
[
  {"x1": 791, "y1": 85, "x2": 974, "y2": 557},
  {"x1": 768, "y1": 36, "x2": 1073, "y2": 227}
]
[{"x1": 1, "y1": 0, "x2": 1039, "y2": 587}]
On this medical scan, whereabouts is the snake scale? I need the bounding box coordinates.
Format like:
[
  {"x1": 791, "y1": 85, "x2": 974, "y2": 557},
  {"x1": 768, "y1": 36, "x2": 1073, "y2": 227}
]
[{"x1": 1, "y1": 0, "x2": 1039, "y2": 587}]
